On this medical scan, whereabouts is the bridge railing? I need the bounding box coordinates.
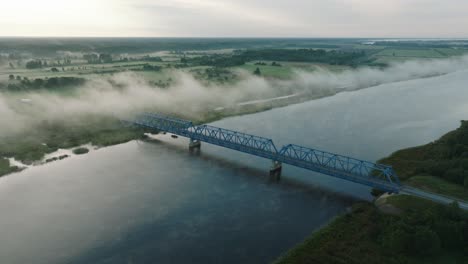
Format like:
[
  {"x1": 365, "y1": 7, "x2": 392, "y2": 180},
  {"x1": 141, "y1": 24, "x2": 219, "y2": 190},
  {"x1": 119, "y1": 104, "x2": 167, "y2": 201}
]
[
  {"x1": 277, "y1": 144, "x2": 400, "y2": 190},
  {"x1": 135, "y1": 113, "x2": 193, "y2": 134},
  {"x1": 131, "y1": 113, "x2": 401, "y2": 193},
  {"x1": 188, "y1": 125, "x2": 279, "y2": 159}
]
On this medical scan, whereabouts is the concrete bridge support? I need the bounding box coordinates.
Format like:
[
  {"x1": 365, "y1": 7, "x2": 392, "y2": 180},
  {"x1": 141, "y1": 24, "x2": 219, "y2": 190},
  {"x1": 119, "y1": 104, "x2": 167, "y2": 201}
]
[
  {"x1": 189, "y1": 139, "x2": 201, "y2": 152},
  {"x1": 270, "y1": 161, "x2": 282, "y2": 181}
]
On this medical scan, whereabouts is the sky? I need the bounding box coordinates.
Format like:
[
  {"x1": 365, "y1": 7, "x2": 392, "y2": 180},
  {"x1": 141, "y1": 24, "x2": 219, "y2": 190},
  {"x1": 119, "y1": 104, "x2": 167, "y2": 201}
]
[{"x1": 0, "y1": 0, "x2": 467, "y2": 38}]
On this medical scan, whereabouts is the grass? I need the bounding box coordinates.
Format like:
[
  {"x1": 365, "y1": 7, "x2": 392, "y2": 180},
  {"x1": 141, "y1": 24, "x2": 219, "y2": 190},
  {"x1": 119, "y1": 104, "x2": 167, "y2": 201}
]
[
  {"x1": 2, "y1": 60, "x2": 169, "y2": 81},
  {"x1": 236, "y1": 61, "x2": 351, "y2": 79},
  {"x1": 0, "y1": 116, "x2": 149, "y2": 165},
  {"x1": 237, "y1": 63, "x2": 294, "y2": 79},
  {"x1": 385, "y1": 194, "x2": 440, "y2": 212},
  {"x1": 434, "y1": 48, "x2": 468, "y2": 57},
  {"x1": 374, "y1": 48, "x2": 446, "y2": 58},
  {"x1": 405, "y1": 175, "x2": 468, "y2": 201}
]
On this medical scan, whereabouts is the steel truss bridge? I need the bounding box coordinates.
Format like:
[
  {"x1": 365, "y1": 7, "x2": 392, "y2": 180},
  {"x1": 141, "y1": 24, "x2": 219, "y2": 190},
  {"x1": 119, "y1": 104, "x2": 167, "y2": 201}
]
[{"x1": 133, "y1": 113, "x2": 401, "y2": 193}]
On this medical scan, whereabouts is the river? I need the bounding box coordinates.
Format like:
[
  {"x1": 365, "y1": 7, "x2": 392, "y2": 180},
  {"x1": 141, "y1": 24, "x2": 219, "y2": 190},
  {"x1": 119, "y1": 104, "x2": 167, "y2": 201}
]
[{"x1": 1, "y1": 69, "x2": 468, "y2": 264}]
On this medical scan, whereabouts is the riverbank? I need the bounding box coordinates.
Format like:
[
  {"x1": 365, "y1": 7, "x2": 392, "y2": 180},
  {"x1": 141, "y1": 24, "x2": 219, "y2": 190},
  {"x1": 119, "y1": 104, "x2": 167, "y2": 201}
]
[
  {"x1": 275, "y1": 195, "x2": 467, "y2": 264},
  {"x1": 274, "y1": 122, "x2": 468, "y2": 264},
  {"x1": 0, "y1": 116, "x2": 150, "y2": 177},
  {"x1": 380, "y1": 120, "x2": 468, "y2": 200},
  {"x1": 1, "y1": 66, "x2": 463, "y2": 178}
]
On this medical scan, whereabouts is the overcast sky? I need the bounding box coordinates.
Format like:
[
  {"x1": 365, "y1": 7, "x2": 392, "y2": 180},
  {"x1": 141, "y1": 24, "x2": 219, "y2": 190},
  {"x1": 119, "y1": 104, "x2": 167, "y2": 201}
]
[{"x1": 1, "y1": 0, "x2": 467, "y2": 38}]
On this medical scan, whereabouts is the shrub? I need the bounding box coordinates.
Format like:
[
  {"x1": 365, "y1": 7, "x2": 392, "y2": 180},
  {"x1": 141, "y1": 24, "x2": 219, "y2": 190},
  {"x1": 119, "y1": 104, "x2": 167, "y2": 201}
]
[
  {"x1": 443, "y1": 168, "x2": 466, "y2": 185},
  {"x1": 72, "y1": 147, "x2": 89, "y2": 155},
  {"x1": 411, "y1": 227, "x2": 441, "y2": 255}
]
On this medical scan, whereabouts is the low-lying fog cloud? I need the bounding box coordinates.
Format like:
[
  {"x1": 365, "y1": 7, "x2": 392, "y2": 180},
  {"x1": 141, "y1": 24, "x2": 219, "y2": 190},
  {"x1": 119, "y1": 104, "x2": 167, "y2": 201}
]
[{"x1": 1, "y1": 55, "x2": 468, "y2": 136}]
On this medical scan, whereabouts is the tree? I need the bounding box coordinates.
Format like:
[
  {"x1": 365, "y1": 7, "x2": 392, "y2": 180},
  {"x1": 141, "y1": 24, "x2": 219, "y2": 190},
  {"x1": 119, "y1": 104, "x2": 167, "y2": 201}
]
[
  {"x1": 382, "y1": 225, "x2": 411, "y2": 253},
  {"x1": 51, "y1": 67, "x2": 59, "y2": 72},
  {"x1": 435, "y1": 219, "x2": 463, "y2": 248},
  {"x1": 253, "y1": 67, "x2": 261, "y2": 76},
  {"x1": 443, "y1": 168, "x2": 466, "y2": 185},
  {"x1": 32, "y1": 78, "x2": 44, "y2": 88},
  {"x1": 444, "y1": 201, "x2": 462, "y2": 220},
  {"x1": 411, "y1": 227, "x2": 441, "y2": 255},
  {"x1": 271, "y1": 61, "x2": 281, "y2": 67},
  {"x1": 99, "y1": 53, "x2": 112, "y2": 63},
  {"x1": 83, "y1": 53, "x2": 99, "y2": 64},
  {"x1": 15, "y1": 76, "x2": 21, "y2": 81},
  {"x1": 25, "y1": 60, "x2": 43, "y2": 69},
  {"x1": 8, "y1": 74, "x2": 14, "y2": 80}
]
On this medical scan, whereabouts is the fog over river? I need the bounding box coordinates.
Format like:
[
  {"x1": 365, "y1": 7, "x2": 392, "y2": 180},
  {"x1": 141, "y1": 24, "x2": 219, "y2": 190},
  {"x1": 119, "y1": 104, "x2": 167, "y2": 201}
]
[{"x1": 1, "y1": 69, "x2": 468, "y2": 263}]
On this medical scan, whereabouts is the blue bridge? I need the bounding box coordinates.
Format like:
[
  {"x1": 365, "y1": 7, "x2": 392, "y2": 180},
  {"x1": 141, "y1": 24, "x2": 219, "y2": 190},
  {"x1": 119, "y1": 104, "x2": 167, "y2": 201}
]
[{"x1": 132, "y1": 113, "x2": 401, "y2": 193}]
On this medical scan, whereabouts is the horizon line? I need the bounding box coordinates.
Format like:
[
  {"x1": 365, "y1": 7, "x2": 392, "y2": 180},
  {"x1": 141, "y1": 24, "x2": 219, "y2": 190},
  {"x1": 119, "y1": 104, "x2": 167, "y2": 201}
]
[{"x1": 0, "y1": 36, "x2": 467, "y2": 40}]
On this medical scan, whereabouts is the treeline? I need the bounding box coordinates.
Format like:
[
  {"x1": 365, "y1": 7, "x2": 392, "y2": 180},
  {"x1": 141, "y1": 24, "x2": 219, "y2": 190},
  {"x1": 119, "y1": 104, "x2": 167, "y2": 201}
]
[
  {"x1": 373, "y1": 41, "x2": 468, "y2": 49},
  {"x1": 0, "y1": 38, "x2": 354, "y2": 56},
  {"x1": 379, "y1": 198, "x2": 467, "y2": 258},
  {"x1": 23, "y1": 59, "x2": 73, "y2": 69},
  {"x1": 238, "y1": 49, "x2": 369, "y2": 66},
  {"x1": 83, "y1": 53, "x2": 113, "y2": 64},
  {"x1": 132, "y1": 64, "x2": 162, "y2": 72},
  {"x1": 381, "y1": 120, "x2": 468, "y2": 187},
  {"x1": 1, "y1": 76, "x2": 86, "y2": 91},
  {"x1": 181, "y1": 48, "x2": 373, "y2": 67},
  {"x1": 181, "y1": 55, "x2": 245, "y2": 67}
]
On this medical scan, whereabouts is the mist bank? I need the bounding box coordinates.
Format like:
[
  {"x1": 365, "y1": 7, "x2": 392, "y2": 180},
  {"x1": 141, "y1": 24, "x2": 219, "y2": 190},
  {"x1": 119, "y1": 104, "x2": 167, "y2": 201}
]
[{"x1": 1, "y1": 55, "x2": 468, "y2": 137}]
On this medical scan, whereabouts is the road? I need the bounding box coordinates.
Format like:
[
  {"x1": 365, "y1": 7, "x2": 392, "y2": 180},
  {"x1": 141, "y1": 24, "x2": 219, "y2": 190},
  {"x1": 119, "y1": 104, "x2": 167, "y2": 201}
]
[{"x1": 400, "y1": 185, "x2": 468, "y2": 210}]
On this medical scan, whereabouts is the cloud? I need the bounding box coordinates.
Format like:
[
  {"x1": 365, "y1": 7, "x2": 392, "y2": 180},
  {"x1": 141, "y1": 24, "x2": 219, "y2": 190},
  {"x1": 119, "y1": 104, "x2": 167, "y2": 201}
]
[{"x1": 0, "y1": 0, "x2": 467, "y2": 37}]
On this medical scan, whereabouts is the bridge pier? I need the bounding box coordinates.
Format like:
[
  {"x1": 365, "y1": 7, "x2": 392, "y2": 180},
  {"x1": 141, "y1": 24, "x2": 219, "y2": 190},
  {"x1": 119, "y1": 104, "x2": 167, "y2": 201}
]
[
  {"x1": 269, "y1": 161, "x2": 282, "y2": 181},
  {"x1": 189, "y1": 139, "x2": 201, "y2": 152}
]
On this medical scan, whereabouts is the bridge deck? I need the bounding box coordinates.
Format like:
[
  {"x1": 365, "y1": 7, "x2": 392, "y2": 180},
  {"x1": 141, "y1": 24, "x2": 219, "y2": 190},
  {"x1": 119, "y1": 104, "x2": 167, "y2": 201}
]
[{"x1": 134, "y1": 113, "x2": 401, "y2": 193}]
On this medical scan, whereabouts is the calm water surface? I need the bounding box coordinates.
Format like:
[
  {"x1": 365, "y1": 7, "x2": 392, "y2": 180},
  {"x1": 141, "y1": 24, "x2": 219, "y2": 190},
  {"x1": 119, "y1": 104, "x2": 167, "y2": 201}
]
[{"x1": 1, "y1": 69, "x2": 468, "y2": 263}]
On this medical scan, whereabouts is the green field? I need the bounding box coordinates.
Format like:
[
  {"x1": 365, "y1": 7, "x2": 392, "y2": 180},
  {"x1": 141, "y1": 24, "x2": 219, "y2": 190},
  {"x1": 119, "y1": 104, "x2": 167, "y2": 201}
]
[
  {"x1": 375, "y1": 48, "x2": 446, "y2": 58},
  {"x1": 435, "y1": 48, "x2": 468, "y2": 56},
  {"x1": 237, "y1": 63, "x2": 294, "y2": 79}
]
